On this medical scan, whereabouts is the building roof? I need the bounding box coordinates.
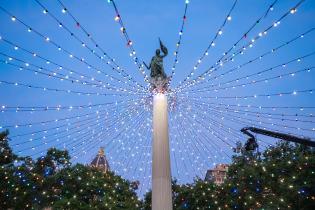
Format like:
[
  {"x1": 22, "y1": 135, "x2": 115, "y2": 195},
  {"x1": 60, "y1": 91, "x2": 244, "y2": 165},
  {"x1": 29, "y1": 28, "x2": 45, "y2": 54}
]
[
  {"x1": 205, "y1": 163, "x2": 229, "y2": 184},
  {"x1": 207, "y1": 163, "x2": 229, "y2": 172},
  {"x1": 90, "y1": 147, "x2": 110, "y2": 173}
]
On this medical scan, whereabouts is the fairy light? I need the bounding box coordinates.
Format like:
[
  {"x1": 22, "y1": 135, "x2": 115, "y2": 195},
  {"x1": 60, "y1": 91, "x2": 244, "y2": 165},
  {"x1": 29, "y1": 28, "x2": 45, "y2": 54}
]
[
  {"x1": 21, "y1": 102, "x2": 145, "y2": 155},
  {"x1": 169, "y1": 0, "x2": 189, "y2": 83},
  {"x1": 178, "y1": 0, "x2": 238, "y2": 86},
  {"x1": 191, "y1": 102, "x2": 315, "y2": 125},
  {"x1": 0, "y1": 52, "x2": 142, "y2": 94},
  {"x1": 177, "y1": 0, "x2": 292, "y2": 91},
  {"x1": 108, "y1": 0, "x2": 149, "y2": 83},
  {"x1": 182, "y1": 97, "x2": 314, "y2": 136},
  {"x1": 0, "y1": 1, "x2": 314, "y2": 202},
  {"x1": 0, "y1": 5, "x2": 147, "y2": 93},
  {"x1": 0, "y1": 38, "x2": 146, "y2": 94},
  {"x1": 0, "y1": 79, "x2": 146, "y2": 97},
  {"x1": 185, "y1": 49, "x2": 315, "y2": 93},
  {"x1": 193, "y1": 67, "x2": 313, "y2": 94},
  {"x1": 177, "y1": 12, "x2": 306, "y2": 93},
  {"x1": 54, "y1": 0, "x2": 145, "y2": 92}
]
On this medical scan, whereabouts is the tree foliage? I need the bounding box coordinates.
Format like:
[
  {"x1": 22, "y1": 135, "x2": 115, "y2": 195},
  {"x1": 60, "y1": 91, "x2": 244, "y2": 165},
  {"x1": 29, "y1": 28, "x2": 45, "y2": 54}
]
[
  {"x1": 1, "y1": 128, "x2": 315, "y2": 209},
  {"x1": 0, "y1": 129, "x2": 17, "y2": 166},
  {"x1": 0, "y1": 130, "x2": 140, "y2": 209},
  {"x1": 142, "y1": 141, "x2": 315, "y2": 209}
]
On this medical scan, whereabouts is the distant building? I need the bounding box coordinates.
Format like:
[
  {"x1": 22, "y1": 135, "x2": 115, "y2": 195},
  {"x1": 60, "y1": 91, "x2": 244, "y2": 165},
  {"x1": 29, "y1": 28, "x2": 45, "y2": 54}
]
[
  {"x1": 205, "y1": 164, "x2": 229, "y2": 185},
  {"x1": 90, "y1": 147, "x2": 110, "y2": 173}
]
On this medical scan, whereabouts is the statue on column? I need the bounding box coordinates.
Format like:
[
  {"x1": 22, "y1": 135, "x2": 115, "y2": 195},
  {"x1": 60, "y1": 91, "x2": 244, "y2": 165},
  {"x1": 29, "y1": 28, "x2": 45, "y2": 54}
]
[{"x1": 144, "y1": 39, "x2": 170, "y2": 92}]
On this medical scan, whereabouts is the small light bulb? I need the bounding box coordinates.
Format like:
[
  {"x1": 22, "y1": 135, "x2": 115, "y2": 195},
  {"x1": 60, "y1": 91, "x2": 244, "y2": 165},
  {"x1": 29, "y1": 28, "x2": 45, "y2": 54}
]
[{"x1": 227, "y1": 16, "x2": 232, "y2": 21}]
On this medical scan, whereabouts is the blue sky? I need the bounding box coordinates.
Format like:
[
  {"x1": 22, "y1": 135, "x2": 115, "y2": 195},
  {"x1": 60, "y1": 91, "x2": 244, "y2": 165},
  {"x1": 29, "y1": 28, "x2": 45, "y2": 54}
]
[{"x1": 0, "y1": 0, "x2": 315, "y2": 194}]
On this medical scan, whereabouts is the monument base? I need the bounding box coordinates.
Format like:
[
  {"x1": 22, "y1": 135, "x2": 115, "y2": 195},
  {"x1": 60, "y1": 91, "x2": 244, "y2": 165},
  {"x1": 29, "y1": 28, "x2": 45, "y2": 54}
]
[{"x1": 150, "y1": 76, "x2": 170, "y2": 93}]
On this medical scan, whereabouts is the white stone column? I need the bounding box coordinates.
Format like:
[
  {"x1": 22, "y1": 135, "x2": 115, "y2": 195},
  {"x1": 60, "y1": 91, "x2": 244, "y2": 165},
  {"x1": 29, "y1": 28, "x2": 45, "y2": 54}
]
[{"x1": 152, "y1": 93, "x2": 173, "y2": 210}]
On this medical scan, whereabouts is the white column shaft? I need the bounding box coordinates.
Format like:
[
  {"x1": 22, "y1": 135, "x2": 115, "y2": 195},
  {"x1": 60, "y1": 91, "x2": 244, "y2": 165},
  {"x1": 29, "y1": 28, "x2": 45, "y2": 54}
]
[{"x1": 152, "y1": 94, "x2": 173, "y2": 210}]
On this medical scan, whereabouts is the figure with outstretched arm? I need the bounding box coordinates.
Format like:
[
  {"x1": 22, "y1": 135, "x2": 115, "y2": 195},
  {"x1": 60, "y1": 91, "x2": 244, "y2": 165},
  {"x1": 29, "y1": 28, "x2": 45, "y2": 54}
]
[
  {"x1": 144, "y1": 39, "x2": 170, "y2": 92},
  {"x1": 144, "y1": 39, "x2": 168, "y2": 79}
]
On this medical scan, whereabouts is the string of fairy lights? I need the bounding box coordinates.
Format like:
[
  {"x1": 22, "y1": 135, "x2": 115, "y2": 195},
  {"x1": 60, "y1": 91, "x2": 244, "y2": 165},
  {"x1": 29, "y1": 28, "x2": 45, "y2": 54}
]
[
  {"x1": 0, "y1": 36, "x2": 137, "y2": 90},
  {"x1": 169, "y1": 0, "x2": 189, "y2": 83},
  {"x1": 0, "y1": 5, "x2": 148, "y2": 94},
  {"x1": 0, "y1": 0, "x2": 314, "y2": 199},
  {"x1": 179, "y1": 0, "x2": 239, "y2": 86},
  {"x1": 109, "y1": 0, "x2": 149, "y2": 83},
  {"x1": 35, "y1": 0, "x2": 147, "y2": 92},
  {"x1": 175, "y1": 0, "x2": 304, "y2": 92},
  {"x1": 184, "y1": 28, "x2": 315, "y2": 93}
]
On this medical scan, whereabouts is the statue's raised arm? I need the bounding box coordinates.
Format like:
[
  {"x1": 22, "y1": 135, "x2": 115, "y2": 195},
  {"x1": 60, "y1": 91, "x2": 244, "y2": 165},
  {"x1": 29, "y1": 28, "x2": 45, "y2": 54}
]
[{"x1": 159, "y1": 38, "x2": 168, "y2": 58}]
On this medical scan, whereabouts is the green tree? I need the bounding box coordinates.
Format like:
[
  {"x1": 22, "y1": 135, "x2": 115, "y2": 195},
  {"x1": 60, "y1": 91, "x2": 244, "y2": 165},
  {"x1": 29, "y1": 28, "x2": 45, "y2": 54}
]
[
  {"x1": 218, "y1": 141, "x2": 315, "y2": 209},
  {"x1": 34, "y1": 147, "x2": 71, "y2": 176},
  {"x1": 1, "y1": 130, "x2": 141, "y2": 209},
  {"x1": 0, "y1": 129, "x2": 17, "y2": 166},
  {"x1": 42, "y1": 164, "x2": 141, "y2": 209},
  {"x1": 142, "y1": 179, "x2": 219, "y2": 210}
]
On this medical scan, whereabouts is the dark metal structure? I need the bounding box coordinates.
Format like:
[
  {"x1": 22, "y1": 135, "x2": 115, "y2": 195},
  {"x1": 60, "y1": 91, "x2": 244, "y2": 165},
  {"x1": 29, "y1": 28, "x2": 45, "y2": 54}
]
[{"x1": 241, "y1": 127, "x2": 315, "y2": 150}]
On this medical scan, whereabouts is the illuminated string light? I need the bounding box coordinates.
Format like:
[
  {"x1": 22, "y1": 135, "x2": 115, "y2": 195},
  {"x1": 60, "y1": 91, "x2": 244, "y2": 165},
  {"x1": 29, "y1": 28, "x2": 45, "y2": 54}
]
[
  {"x1": 0, "y1": 1, "x2": 314, "y2": 199},
  {"x1": 177, "y1": 0, "x2": 302, "y2": 91},
  {"x1": 179, "y1": 0, "x2": 238, "y2": 85},
  {"x1": 0, "y1": 38, "x2": 147, "y2": 94},
  {"x1": 169, "y1": 0, "x2": 189, "y2": 83},
  {"x1": 0, "y1": 53, "x2": 143, "y2": 94},
  {"x1": 186, "y1": 50, "x2": 315, "y2": 93},
  {"x1": 0, "y1": 5, "x2": 147, "y2": 93},
  {"x1": 109, "y1": 0, "x2": 149, "y2": 82},
  {"x1": 55, "y1": 0, "x2": 144, "y2": 92}
]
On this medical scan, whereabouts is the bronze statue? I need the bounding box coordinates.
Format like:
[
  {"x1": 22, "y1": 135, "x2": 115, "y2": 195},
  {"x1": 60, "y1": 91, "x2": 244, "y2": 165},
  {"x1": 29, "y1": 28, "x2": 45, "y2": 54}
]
[
  {"x1": 144, "y1": 39, "x2": 168, "y2": 80},
  {"x1": 144, "y1": 39, "x2": 169, "y2": 91}
]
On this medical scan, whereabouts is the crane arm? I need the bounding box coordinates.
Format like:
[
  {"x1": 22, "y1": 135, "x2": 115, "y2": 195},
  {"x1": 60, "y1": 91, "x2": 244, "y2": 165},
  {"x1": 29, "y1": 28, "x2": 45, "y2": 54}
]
[{"x1": 241, "y1": 127, "x2": 315, "y2": 147}]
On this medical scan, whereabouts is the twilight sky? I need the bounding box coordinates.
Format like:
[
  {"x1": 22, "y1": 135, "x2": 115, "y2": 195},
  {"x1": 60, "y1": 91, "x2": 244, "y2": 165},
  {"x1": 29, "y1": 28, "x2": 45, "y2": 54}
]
[{"x1": 0, "y1": 0, "x2": 315, "y2": 194}]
